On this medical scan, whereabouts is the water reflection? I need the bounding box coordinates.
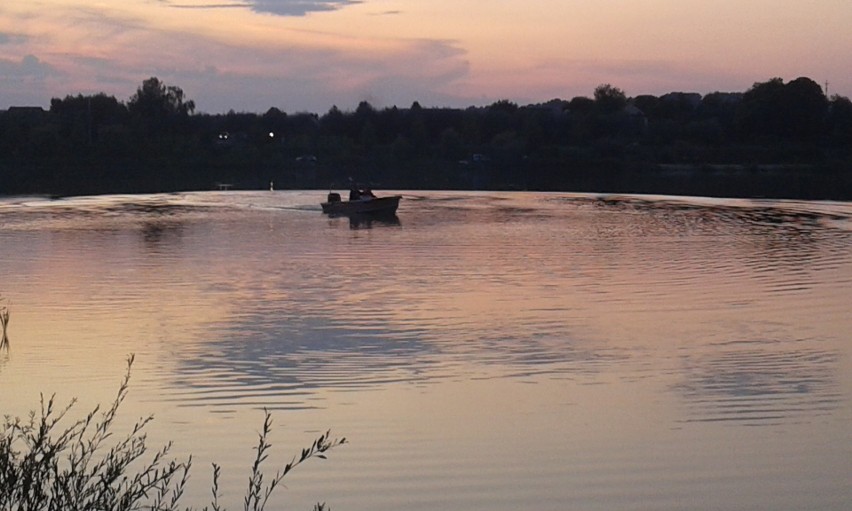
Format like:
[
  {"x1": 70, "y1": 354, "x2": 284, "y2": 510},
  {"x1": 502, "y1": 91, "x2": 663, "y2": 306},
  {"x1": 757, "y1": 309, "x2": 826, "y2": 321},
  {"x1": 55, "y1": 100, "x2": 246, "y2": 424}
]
[
  {"x1": 674, "y1": 338, "x2": 842, "y2": 425},
  {"x1": 139, "y1": 192, "x2": 851, "y2": 417},
  {"x1": 1, "y1": 191, "x2": 851, "y2": 511},
  {"x1": 141, "y1": 220, "x2": 186, "y2": 247},
  {"x1": 170, "y1": 302, "x2": 624, "y2": 411},
  {"x1": 0, "y1": 195, "x2": 216, "y2": 233},
  {"x1": 339, "y1": 213, "x2": 401, "y2": 230},
  {"x1": 551, "y1": 195, "x2": 850, "y2": 236}
]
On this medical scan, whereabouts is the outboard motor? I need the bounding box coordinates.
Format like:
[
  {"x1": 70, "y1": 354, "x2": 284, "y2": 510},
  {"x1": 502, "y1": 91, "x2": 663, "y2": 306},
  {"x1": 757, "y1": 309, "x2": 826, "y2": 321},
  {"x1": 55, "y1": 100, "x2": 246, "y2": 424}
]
[{"x1": 327, "y1": 192, "x2": 342, "y2": 203}]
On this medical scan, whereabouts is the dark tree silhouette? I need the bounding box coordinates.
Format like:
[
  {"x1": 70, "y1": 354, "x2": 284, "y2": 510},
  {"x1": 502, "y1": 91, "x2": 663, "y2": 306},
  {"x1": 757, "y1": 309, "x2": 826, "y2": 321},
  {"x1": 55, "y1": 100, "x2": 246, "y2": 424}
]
[
  {"x1": 594, "y1": 84, "x2": 628, "y2": 113},
  {"x1": 50, "y1": 93, "x2": 128, "y2": 145},
  {"x1": 827, "y1": 94, "x2": 852, "y2": 144},
  {"x1": 1, "y1": 75, "x2": 850, "y2": 199},
  {"x1": 782, "y1": 77, "x2": 828, "y2": 139},
  {"x1": 127, "y1": 77, "x2": 195, "y2": 135},
  {"x1": 735, "y1": 77, "x2": 827, "y2": 141}
]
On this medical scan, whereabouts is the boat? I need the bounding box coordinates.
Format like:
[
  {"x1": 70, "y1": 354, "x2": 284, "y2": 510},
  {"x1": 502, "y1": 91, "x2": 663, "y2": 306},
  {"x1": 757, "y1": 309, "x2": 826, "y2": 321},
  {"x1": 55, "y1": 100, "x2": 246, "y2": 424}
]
[{"x1": 321, "y1": 190, "x2": 401, "y2": 216}]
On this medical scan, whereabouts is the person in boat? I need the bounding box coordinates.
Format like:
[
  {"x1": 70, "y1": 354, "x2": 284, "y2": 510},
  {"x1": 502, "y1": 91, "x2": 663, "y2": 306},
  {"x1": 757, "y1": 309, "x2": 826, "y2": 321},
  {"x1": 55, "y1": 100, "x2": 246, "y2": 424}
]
[{"x1": 349, "y1": 187, "x2": 376, "y2": 201}]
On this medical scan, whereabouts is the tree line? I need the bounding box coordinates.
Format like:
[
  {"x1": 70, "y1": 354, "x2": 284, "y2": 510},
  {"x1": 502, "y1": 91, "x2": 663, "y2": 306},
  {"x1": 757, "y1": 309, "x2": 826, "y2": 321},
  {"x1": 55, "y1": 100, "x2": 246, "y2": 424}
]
[{"x1": 1, "y1": 76, "x2": 851, "y2": 198}]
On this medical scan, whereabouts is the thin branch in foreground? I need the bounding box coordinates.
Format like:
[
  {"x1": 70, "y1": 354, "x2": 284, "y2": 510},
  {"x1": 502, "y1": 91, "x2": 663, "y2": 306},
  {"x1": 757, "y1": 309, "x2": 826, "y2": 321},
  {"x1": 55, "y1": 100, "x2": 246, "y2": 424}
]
[
  {"x1": 243, "y1": 410, "x2": 346, "y2": 511},
  {"x1": 0, "y1": 298, "x2": 10, "y2": 350}
]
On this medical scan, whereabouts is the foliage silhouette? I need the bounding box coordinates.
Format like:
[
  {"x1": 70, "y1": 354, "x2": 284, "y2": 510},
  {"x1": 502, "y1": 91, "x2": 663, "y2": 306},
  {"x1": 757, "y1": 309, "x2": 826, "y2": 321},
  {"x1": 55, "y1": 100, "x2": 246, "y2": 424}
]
[
  {"x1": 0, "y1": 354, "x2": 345, "y2": 511},
  {"x1": 0, "y1": 297, "x2": 8, "y2": 351},
  {"x1": 1, "y1": 75, "x2": 850, "y2": 199},
  {"x1": 129, "y1": 77, "x2": 195, "y2": 119}
]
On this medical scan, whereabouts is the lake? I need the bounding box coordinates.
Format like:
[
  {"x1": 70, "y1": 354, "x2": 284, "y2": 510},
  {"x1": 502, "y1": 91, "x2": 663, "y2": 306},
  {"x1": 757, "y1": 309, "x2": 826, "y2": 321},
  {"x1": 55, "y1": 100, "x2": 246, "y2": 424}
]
[{"x1": 1, "y1": 190, "x2": 850, "y2": 511}]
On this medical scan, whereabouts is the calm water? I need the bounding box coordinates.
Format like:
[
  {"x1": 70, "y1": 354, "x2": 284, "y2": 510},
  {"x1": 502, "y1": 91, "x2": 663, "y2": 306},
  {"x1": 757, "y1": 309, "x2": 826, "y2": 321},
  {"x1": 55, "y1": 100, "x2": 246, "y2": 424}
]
[{"x1": 1, "y1": 190, "x2": 850, "y2": 511}]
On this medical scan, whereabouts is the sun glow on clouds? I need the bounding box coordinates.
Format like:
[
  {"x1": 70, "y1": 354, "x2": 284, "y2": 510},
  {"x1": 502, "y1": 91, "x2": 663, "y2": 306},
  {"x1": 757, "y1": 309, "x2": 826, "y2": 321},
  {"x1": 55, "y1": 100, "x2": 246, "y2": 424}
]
[
  {"x1": 1, "y1": 0, "x2": 852, "y2": 112},
  {"x1": 0, "y1": 0, "x2": 473, "y2": 111}
]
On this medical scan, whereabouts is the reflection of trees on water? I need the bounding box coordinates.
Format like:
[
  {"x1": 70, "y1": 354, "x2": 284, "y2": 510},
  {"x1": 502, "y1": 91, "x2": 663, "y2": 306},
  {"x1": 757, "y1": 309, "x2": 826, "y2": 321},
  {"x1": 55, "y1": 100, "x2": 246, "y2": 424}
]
[
  {"x1": 673, "y1": 338, "x2": 842, "y2": 426},
  {"x1": 561, "y1": 195, "x2": 848, "y2": 238},
  {"x1": 141, "y1": 220, "x2": 185, "y2": 247},
  {"x1": 563, "y1": 195, "x2": 851, "y2": 288},
  {"x1": 127, "y1": 202, "x2": 203, "y2": 249}
]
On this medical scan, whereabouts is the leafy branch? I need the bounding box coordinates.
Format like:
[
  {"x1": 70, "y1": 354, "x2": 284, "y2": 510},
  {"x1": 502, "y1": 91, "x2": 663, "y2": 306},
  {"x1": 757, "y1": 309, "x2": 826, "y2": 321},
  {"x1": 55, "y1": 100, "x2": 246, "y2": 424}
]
[
  {"x1": 1, "y1": 353, "x2": 345, "y2": 511},
  {"x1": 242, "y1": 412, "x2": 346, "y2": 511},
  {"x1": 0, "y1": 296, "x2": 9, "y2": 351}
]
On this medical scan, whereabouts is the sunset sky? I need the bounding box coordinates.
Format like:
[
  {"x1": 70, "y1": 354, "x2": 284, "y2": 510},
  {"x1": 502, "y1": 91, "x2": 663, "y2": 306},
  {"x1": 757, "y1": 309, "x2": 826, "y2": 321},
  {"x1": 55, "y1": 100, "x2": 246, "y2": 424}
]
[{"x1": 1, "y1": 0, "x2": 850, "y2": 114}]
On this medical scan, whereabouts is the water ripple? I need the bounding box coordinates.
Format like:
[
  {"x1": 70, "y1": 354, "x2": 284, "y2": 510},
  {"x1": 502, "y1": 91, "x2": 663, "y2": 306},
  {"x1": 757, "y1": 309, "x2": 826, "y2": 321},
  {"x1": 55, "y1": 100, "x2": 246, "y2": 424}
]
[{"x1": 673, "y1": 338, "x2": 842, "y2": 425}]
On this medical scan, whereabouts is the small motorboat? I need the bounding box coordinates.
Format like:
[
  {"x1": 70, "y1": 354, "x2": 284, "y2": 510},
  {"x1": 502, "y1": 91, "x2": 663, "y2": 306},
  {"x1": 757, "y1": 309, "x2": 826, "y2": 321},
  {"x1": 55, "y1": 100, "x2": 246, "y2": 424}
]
[{"x1": 321, "y1": 190, "x2": 401, "y2": 216}]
